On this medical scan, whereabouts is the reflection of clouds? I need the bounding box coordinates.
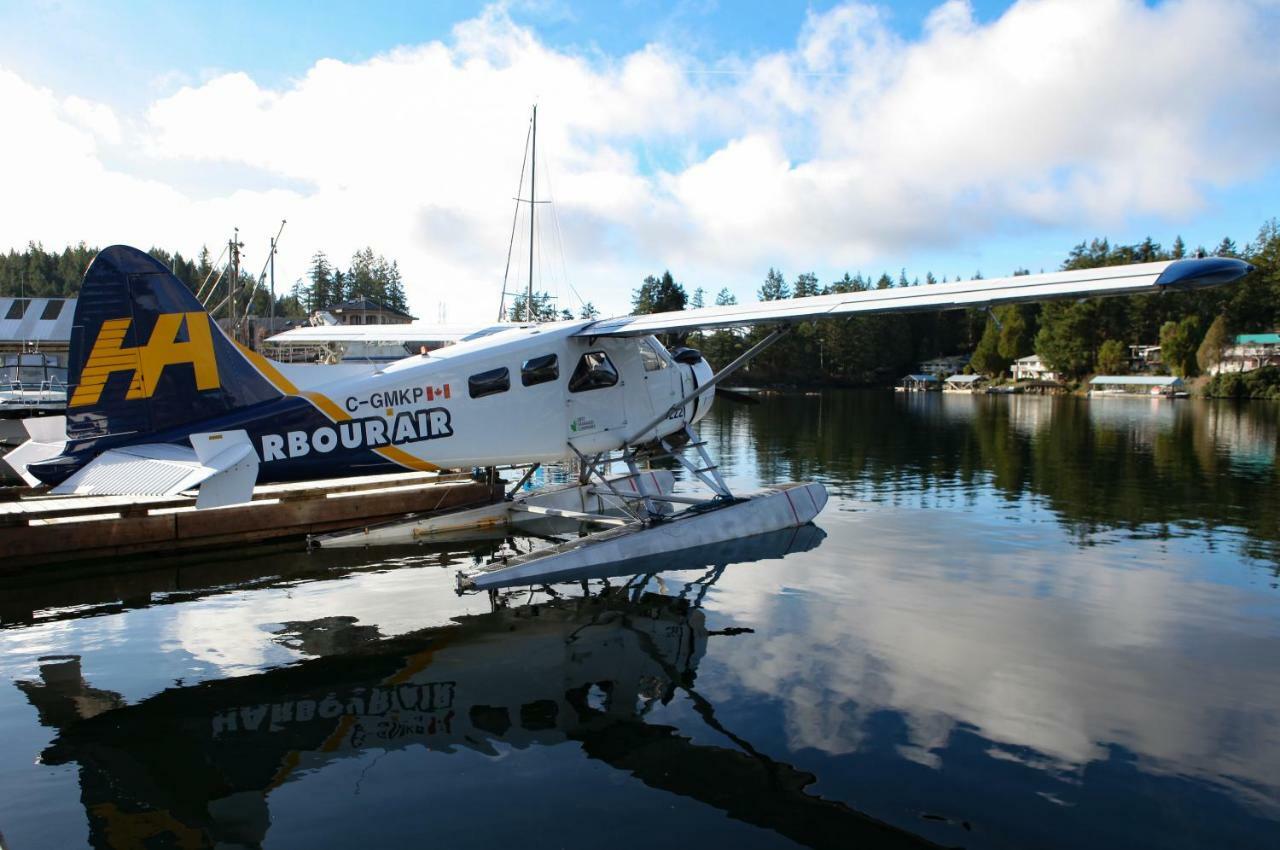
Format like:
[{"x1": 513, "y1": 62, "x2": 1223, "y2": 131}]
[
  {"x1": 156, "y1": 560, "x2": 494, "y2": 680},
  {"x1": 709, "y1": 501, "x2": 1280, "y2": 811}
]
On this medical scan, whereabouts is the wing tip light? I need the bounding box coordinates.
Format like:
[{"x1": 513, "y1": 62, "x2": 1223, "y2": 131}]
[{"x1": 1155, "y1": 257, "x2": 1254, "y2": 290}]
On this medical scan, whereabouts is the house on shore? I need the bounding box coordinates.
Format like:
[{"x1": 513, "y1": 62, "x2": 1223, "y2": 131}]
[
  {"x1": 1127, "y1": 344, "x2": 1162, "y2": 373},
  {"x1": 918, "y1": 355, "x2": 970, "y2": 378},
  {"x1": 1012, "y1": 354, "x2": 1060, "y2": 383},
  {"x1": 1209, "y1": 333, "x2": 1280, "y2": 375},
  {"x1": 327, "y1": 298, "x2": 415, "y2": 326}
]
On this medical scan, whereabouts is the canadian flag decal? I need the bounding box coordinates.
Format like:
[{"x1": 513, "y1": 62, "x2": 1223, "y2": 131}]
[{"x1": 426, "y1": 384, "x2": 451, "y2": 401}]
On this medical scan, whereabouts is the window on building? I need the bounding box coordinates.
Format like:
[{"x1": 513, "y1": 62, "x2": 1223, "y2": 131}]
[
  {"x1": 469, "y1": 367, "x2": 510, "y2": 399},
  {"x1": 5, "y1": 299, "x2": 28, "y2": 320},
  {"x1": 521, "y1": 353, "x2": 559, "y2": 386},
  {"x1": 40, "y1": 300, "x2": 63, "y2": 320},
  {"x1": 568, "y1": 351, "x2": 619, "y2": 393},
  {"x1": 637, "y1": 338, "x2": 668, "y2": 372}
]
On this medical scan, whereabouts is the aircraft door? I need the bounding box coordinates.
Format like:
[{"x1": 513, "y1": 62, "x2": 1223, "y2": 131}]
[
  {"x1": 565, "y1": 346, "x2": 628, "y2": 454},
  {"x1": 635, "y1": 336, "x2": 682, "y2": 431}
]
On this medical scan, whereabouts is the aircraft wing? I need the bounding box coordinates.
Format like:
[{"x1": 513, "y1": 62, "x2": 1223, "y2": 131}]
[
  {"x1": 577, "y1": 257, "x2": 1252, "y2": 337},
  {"x1": 265, "y1": 322, "x2": 499, "y2": 345}
]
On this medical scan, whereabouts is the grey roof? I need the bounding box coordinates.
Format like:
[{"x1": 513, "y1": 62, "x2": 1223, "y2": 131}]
[
  {"x1": 331, "y1": 298, "x2": 413, "y2": 317},
  {"x1": 904, "y1": 373, "x2": 939, "y2": 382},
  {"x1": 944, "y1": 373, "x2": 984, "y2": 383},
  {"x1": 1090, "y1": 375, "x2": 1183, "y2": 386},
  {"x1": 0, "y1": 297, "x2": 75, "y2": 343}
]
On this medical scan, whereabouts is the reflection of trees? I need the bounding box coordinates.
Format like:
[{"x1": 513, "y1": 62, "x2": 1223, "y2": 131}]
[{"x1": 721, "y1": 391, "x2": 1280, "y2": 567}]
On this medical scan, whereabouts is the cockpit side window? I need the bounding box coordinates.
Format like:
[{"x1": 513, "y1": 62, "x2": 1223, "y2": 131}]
[
  {"x1": 521, "y1": 353, "x2": 559, "y2": 386},
  {"x1": 568, "y1": 351, "x2": 619, "y2": 393},
  {"x1": 468, "y1": 367, "x2": 510, "y2": 399},
  {"x1": 638, "y1": 338, "x2": 668, "y2": 372}
]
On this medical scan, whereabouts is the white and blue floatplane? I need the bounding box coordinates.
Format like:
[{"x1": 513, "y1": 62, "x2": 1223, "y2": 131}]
[{"x1": 1, "y1": 246, "x2": 1252, "y2": 586}]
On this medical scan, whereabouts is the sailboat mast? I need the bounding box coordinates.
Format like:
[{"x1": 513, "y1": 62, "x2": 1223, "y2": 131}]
[{"x1": 527, "y1": 105, "x2": 536, "y2": 323}]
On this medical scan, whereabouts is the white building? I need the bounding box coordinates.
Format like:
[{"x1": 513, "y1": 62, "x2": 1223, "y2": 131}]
[
  {"x1": 1011, "y1": 354, "x2": 1060, "y2": 383},
  {"x1": 918, "y1": 355, "x2": 970, "y2": 377},
  {"x1": 1210, "y1": 333, "x2": 1280, "y2": 375}
]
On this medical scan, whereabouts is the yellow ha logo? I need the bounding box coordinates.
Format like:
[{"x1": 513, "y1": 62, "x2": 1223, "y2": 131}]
[{"x1": 69, "y1": 312, "x2": 221, "y2": 408}]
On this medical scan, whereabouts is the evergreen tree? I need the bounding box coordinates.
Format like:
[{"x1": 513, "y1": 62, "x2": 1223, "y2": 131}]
[
  {"x1": 758, "y1": 268, "x2": 789, "y2": 301},
  {"x1": 970, "y1": 318, "x2": 1009, "y2": 376},
  {"x1": 1097, "y1": 339, "x2": 1127, "y2": 374},
  {"x1": 714, "y1": 288, "x2": 737, "y2": 306},
  {"x1": 690, "y1": 287, "x2": 706, "y2": 309},
  {"x1": 793, "y1": 272, "x2": 820, "y2": 298},
  {"x1": 508, "y1": 291, "x2": 557, "y2": 322},
  {"x1": 307, "y1": 251, "x2": 332, "y2": 312},
  {"x1": 578, "y1": 302, "x2": 600, "y2": 320},
  {"x1": 632, "y1": 271, "x2": 687, "y2": 314},
  {"x1": 1160, "y1": 316, "x2": 1202, "y2": 377},
  {"x1": 1197, "y1": 315, "x2": 1230, "y2": 374},
  {"x1": 1036, "y1": 301, "x2": 1098, "y2": 379}
]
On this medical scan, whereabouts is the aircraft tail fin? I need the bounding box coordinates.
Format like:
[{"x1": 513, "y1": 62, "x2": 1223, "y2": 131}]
[{"x1": 64, "y1": 245, "x2": 284, "y2": 444}]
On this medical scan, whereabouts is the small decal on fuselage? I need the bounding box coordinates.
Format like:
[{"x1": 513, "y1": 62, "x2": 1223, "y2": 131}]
[
  {"x1": 345, "y1": 384, "x2": 450, "y2": 412},
  {"x1": 259, "y1": 407, "x2": 454, "y2": 461}
]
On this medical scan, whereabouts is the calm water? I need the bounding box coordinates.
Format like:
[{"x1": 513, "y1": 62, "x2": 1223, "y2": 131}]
[{"x1": 1, "y1": 391, "x2": 1278, "y2": 849}]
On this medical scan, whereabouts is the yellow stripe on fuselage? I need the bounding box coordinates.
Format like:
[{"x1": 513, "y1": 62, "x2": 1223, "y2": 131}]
[{"x1": 235, "y1": 343, "x2": 441, "y2": 472}]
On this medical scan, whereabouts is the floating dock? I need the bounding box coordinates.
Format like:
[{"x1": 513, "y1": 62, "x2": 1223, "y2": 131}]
[{"x1": 0, "y1": 471, "x2": 501, "y2": 571}]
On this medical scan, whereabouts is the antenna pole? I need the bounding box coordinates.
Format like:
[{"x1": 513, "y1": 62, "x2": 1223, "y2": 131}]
[
  {"x1": 528, "y1": 104, "x2": 536, "y2": 323},
  {"x1": 269, "y1": 235, "x2": 276, "y2": 331},
  {"x1": 229, "y1": 228, "x2": 242, "y2": 343}
]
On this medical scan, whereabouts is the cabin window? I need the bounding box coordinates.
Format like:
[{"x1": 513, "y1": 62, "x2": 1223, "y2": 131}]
[
  {"x1": 469, "y1": 367, "x2": 510, "y2": 399},
  {"x1": 521, "y1": 353, "x2": 558, "y2": 387},
  {"x1": 638, "y1": 338, "x2": 668, "y2": 372},
  {"x1": 568, "y1": 351, "x2": 619, "y2": 393}
]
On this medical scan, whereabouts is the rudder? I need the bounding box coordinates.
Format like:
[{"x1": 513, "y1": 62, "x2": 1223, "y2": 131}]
[{"x1": 65, "y1": 245, "x2": 282, "y2": 442}]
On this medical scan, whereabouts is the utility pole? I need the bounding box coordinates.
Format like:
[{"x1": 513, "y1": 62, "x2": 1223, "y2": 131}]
[{"x1": 528, "y1": 104, "x2": 536, "y2": 324}]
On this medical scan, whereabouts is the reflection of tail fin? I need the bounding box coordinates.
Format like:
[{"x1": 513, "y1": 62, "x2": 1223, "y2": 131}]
[{"x1": 64, "y1": 245, "x2": 282, "y2": 443}]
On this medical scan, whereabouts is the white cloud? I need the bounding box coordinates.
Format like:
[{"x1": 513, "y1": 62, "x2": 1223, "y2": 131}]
[{"x1": 1, "y1": 0, "x2": 1277, "y2": 321}]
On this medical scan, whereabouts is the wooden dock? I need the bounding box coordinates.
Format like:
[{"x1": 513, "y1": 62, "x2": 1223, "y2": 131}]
[{"x1": 0, "y1": 471, "x2": 502, "y2": 571}]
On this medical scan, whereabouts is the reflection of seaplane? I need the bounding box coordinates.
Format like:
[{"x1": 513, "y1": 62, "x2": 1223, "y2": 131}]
[
  {"x1": 14, "y1": 530, "x2": 945, "y2": 850},
  {"x1": 1, "y1": 246, "x2": 1252, "y2": 586}
]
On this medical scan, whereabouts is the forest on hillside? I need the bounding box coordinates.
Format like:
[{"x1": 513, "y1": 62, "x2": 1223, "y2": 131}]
[
  {"x1": 0, "y1": 244, "x2": 408, "y2": 321},
  {"x1": 3, "y1": 217, "x2": 1276, "y2": 389}
]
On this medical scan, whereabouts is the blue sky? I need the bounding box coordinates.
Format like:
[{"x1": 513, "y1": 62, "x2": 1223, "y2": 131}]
[{"x1": 0, "y1": 0, "x2": 1275, "y2": 319}]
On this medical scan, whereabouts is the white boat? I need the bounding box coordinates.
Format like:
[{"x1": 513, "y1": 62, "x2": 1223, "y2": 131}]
[{"x1": 0, "y1": 353, "x2": 67, "y2": 417}]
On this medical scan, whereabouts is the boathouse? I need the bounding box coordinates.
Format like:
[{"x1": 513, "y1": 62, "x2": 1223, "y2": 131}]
[
  {"x1": 898, "y1": 374, "x2": 940, "y2": 392},
  {"x1": 943, "y1": 374, "x2": 985, "y2": 392},
  {"x1": 1089, "y1": 375, "x2": 1186, "y2": 397}
]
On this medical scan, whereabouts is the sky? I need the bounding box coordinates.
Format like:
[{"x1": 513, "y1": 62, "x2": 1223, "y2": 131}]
[{"x1": 1, "y1": 0, "x2": 1277, "y2": 322}]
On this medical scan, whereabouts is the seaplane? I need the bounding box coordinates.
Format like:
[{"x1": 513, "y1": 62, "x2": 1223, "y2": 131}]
[{"x1": 1, "y1": 245, "x2": 1252, "y2": 588}]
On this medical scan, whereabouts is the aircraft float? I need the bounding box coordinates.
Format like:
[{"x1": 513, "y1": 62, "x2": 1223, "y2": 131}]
[{"x1": 2, "y1": 246, "x2": 1252, "y2": 587}]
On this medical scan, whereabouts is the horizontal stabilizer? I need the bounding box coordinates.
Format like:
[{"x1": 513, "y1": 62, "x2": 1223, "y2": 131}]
[
  {"x1": 3, "y1": 416, "x2": 68, "y2": 487},
  {"x1": 51, "y1": 430, "x2": 258, "y2": 507}
]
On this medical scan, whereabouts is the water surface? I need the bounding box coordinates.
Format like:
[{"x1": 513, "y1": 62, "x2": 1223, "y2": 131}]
[{"x1": 1, "y1": 392, "x2": 1277, "y2": 849}]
